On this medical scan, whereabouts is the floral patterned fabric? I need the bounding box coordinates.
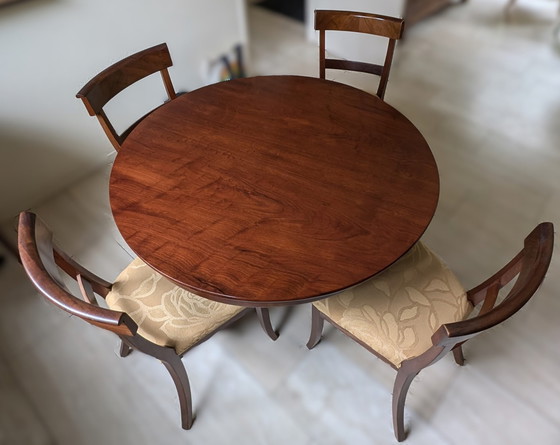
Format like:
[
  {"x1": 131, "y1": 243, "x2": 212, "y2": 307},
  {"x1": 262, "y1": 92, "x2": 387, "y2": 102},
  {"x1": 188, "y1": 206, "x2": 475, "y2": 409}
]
[
  {"x1": 313, "y1": 242, "x2": 472, "y2": 368},
  {"x1": 106, "y1": 258, "x2": 245, "y2": 355}
]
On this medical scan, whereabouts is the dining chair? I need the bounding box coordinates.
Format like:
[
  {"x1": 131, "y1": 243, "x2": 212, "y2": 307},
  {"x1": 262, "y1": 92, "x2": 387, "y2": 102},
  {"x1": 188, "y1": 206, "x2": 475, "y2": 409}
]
[
  {"x1": 76, "y1": 43, "x2": 177, "y2": 151},
  {"x1": 17, "y1": 211, "x2": 278, "y2": 431},
  {"x1": 306, "y1": 222, "x2": 554, "y2": 441},
  {"x1": 314, "y1": 10, "x2": 405, "y2": 100}
]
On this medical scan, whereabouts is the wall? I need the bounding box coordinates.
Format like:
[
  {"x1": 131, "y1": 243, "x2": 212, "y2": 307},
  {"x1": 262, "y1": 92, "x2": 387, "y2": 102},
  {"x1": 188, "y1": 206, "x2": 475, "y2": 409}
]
[{"x1": 0, "y1": 0, "x2": 248, "y2": 221}]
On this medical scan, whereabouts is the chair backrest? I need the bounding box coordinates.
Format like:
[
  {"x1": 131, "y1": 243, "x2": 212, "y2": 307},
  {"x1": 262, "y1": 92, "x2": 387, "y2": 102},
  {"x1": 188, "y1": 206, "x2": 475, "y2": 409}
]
[
  {"x1": 17, "y1": 211, "x2": 138, "y2": 337},
  {"x1": 76, "y1": 43, "x2": 177, "y2": 151},
  {"x1": 432, "y1": 222, "x2": 554, "y2": 350},
  {"x1": 314, "y1": 10, "x2": 405, "y2": 99}
]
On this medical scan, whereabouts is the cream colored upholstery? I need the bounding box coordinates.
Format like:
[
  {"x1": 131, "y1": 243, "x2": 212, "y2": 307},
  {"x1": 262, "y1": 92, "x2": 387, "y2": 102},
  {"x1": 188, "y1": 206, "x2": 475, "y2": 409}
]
[
  {"x1": 313, "y1": 242, "x2": 472, "y2": 367},
  {"x1": 106, "y1": 258, "x2": 245, "y2": 355}
]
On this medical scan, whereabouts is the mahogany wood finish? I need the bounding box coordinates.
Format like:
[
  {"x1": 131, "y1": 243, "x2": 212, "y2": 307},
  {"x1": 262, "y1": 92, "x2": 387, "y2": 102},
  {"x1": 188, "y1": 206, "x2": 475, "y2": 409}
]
[
  {"x1": 18, "y1": 212, "x2": 135, "y2": 336},
  {"x1": 307, "y1": 222, "x2": 554, "y2": 441},
  {"x1": 17, "y1": 211, "x2": 277, "y2": 431},
  {"x1": 76, "y1": 43, "x2": 177, "y2": 151},
  {"x1": 110, "y1": 75, "x2": 439, "y2": 307},
  {"x1": 314, "y1": 10, "x2": 404, "y2": 99}
]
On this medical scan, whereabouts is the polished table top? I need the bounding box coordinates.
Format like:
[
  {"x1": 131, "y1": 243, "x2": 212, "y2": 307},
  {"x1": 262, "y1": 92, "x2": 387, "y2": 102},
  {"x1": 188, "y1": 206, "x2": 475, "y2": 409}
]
[{"x1": 110, "y1": 75, "x2": 439, "y2": 307}]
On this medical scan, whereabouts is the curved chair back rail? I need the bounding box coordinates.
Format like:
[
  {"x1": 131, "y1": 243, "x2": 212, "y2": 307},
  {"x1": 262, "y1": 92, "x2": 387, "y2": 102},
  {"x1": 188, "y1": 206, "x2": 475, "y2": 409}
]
[
  {"x1": 17, "y1": 211, "x2": 137, "y2": 336},
  {"x1": 76, "y1": 43, "x2": 177, "y2": 151},
  {"x1": 314, "y1": 10, "x2": 405, "y2": 99},
  {"x1": 315, "y1": 10, "x2": 404, "y2": 38},
  {"x1": 434, "y1": 222, "x2": 554, "y2": 347}
]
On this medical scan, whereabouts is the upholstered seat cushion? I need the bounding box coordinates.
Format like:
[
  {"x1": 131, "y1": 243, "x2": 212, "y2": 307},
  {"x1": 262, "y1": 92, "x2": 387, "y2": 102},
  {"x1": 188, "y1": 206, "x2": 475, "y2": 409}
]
[
  {"x1": 106, "y1": 258, "x2": 245, "y2": 355},
  {"x1": 313, "y1": 242, "x2": 472, "y2": 368}
]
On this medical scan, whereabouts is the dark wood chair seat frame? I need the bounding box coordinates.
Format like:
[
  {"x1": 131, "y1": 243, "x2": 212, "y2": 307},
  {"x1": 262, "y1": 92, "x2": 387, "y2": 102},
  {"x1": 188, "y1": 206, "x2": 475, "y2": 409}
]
[
  {"x1": 315, "y1": 10, "x2": 405, "y2": 99},
  {"x1": 17, "y1": 211, "x2": 278, "y2": 431},
  {"x1": 307, "y1": 222, "x2": 554, "y2": 441},
  {"x1": 76, "y1": 43, "x2": 177, "y2": 151}
]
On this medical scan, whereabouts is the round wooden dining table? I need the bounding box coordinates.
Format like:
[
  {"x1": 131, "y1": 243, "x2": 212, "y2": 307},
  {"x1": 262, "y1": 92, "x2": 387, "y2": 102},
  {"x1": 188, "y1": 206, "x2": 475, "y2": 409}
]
[{"x1": 110, "y1": 75, "x2": 439, "y2": 307}]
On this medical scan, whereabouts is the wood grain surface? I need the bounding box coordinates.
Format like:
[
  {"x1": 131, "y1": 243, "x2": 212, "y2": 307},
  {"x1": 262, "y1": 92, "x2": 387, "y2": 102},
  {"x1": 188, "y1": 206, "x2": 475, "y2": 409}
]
[{"x1": 110, "y1": 75, "x2": 439, "y2": 306}]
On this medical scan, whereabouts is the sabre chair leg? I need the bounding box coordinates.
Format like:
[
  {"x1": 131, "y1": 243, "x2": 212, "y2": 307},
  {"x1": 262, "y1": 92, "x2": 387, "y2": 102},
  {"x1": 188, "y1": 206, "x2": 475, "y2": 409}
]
[
  {"x1": 392, "y1": 368, "x2": 419, "y2": 442},
  {"x1": 127, "y1": 335, "x2": 194, "y2": 430},
  {"x1": 119, "y1": 339, "x2": 133, "y2": 357},
  {"x1": 255, "y1": 308, "x2": 279, "y2": 341},
  {"x1": 452, "y1": 344, "x2": 465, "y2": 366},
  {"x1": 161, "y1": 354, "x2": 194, "y2": 430},
  {"x1": 306, "y1": 305, "x2": 325, "y2": 349}
]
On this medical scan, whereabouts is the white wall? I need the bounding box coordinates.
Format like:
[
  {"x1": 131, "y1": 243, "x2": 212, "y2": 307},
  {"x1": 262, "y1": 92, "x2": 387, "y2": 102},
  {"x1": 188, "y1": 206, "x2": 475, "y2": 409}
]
[{"x1": 0, "y1": 0, "x2": 248, "y2": 221}]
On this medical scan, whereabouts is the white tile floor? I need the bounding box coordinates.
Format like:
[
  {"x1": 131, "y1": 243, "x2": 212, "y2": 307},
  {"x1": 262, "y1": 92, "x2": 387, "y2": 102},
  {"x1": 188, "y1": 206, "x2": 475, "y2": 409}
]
[{"x1": 1, "y1": 0, "x2": 560, "y2": 444}]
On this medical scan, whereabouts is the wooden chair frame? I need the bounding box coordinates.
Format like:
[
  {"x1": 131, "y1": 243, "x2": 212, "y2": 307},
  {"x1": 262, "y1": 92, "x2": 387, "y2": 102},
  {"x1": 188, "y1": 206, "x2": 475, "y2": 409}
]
[
  {"x1": 17, "y1": 211, "x2": 277, "y2": 431},
  {"x1": 76, "y1": 43, "x2": 177, "y2": 151},
  {"x1": 315, "y1": 10, "x2": 405, "y2": 99},
  {"x1": 307, "y1": 222, "x2": 554, "y2": 441}
]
